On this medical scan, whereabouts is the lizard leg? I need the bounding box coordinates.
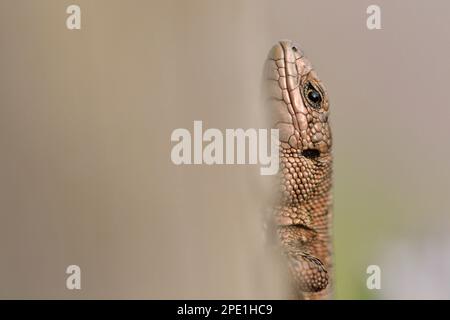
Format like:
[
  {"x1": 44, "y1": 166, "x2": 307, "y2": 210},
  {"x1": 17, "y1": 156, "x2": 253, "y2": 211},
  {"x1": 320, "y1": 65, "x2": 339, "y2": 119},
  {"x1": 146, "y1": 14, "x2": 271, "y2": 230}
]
[{"x1": 278, "y1": 225, "x2": 329, "y2": 293}]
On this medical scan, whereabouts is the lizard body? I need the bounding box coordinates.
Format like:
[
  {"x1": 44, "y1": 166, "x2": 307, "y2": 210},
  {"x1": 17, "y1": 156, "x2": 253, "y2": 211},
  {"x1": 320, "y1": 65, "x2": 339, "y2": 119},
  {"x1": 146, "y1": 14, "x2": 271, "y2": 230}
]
[{"x1": 264, "y1": 40, "x2": 333, "y2": 299}]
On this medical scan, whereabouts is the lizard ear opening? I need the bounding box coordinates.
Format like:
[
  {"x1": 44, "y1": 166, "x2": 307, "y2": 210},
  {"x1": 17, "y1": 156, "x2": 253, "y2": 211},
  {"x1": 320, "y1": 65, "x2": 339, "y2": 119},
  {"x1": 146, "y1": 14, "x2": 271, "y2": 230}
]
[{"x1": 301, "y1": 149, "x2": 320, "y2": 159}]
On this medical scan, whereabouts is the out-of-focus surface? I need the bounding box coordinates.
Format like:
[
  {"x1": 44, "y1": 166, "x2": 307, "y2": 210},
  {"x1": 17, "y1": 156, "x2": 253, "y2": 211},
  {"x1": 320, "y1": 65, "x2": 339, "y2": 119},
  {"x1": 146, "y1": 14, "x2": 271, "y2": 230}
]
[{"x1": 1, "y1": 0, "x2": 450, "y2": 299}]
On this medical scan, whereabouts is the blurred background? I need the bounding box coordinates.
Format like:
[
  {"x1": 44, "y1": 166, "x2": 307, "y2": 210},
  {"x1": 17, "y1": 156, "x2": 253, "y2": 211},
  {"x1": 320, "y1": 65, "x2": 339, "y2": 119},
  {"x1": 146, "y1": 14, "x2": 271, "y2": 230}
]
[{"x1": 1, "y1": 0, "x2": 450, "y2": 299}]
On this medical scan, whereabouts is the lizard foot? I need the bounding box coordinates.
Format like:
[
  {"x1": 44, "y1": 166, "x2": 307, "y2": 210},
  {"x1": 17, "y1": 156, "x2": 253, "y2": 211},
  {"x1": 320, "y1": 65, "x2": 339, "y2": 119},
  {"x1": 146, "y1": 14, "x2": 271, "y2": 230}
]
[{"x1": 286, "y1": 250, "x2": 328, "y2": 293}]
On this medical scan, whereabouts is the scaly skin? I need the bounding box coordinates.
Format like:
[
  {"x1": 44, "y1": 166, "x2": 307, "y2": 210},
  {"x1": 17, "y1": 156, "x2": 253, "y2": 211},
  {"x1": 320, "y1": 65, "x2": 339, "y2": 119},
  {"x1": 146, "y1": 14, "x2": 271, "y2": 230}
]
[{"x1": 264, "y1": 40, "x2": 333, "y2": 299}]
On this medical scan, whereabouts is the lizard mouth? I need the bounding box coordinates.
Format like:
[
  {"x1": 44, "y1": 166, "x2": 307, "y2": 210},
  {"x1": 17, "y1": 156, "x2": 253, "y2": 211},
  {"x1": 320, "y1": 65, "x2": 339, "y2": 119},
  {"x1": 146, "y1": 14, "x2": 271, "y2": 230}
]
[{"x1": 301, "y1": 149, "x2": 320, "y2": 159}]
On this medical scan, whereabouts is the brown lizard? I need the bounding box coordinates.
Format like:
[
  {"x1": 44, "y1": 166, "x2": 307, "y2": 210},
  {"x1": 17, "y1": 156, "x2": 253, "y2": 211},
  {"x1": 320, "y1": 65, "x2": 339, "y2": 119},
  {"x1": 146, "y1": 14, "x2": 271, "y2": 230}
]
[{"x1": 264, "y1": 40, "x2": 333, "y2": 299}]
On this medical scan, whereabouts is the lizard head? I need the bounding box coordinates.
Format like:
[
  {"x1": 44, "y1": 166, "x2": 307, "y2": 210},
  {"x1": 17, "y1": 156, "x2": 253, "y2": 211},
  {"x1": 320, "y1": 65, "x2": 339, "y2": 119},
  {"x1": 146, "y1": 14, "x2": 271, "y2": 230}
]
[{"x1": 264, "y1": 40, "x2": 332, "y2": 205}]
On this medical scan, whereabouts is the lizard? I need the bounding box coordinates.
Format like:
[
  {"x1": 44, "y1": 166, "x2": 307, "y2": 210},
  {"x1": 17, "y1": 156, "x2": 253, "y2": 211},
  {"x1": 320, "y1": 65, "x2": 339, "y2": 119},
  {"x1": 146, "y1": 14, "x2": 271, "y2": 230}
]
[{"x1": 264, "y1": 40, "x2": 333, "y2": 299}]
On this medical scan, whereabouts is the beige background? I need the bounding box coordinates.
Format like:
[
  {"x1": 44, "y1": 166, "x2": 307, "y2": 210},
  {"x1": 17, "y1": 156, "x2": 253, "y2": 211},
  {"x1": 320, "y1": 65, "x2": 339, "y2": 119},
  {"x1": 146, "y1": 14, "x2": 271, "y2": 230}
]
[{"x1": 1, "y1": 0, "x2": 450, "y2": 299}]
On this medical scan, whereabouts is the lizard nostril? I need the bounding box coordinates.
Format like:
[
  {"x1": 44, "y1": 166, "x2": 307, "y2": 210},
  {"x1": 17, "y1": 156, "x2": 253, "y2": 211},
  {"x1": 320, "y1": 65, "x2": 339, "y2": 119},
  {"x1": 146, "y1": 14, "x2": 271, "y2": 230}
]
[{"x1": 301, "y1": 149, "x2": 320, "y2": 159}]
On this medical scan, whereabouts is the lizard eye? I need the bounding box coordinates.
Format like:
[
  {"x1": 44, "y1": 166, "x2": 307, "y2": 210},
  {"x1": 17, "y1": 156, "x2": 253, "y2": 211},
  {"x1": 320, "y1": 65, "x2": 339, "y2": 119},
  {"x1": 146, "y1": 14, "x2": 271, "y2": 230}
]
[
  {"x1": 308, "y1": 90, "x2": 321, "y2": 103},
  {"x1": 304, "y1": 82, "x2": 323, "y2": 109}
]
